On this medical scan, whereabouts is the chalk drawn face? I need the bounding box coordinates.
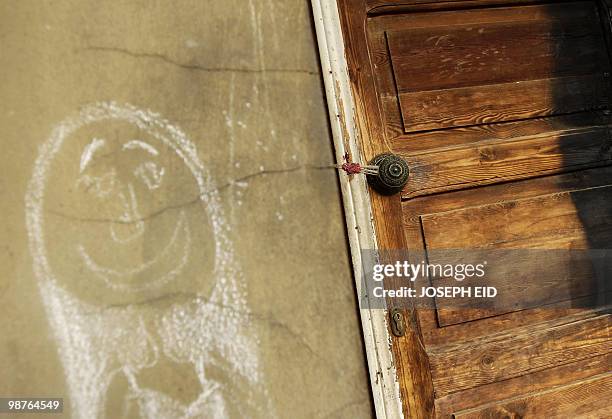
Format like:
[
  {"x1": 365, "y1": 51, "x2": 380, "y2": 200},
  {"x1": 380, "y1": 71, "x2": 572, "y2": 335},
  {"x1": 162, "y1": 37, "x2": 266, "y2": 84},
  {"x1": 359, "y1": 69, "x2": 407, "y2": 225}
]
[
  {"x1": 36, "y1": 113, "x2": 216, "y2": 305},
  {"x1": 26, "y1": 103, "x2": 270, "y2": 419}
]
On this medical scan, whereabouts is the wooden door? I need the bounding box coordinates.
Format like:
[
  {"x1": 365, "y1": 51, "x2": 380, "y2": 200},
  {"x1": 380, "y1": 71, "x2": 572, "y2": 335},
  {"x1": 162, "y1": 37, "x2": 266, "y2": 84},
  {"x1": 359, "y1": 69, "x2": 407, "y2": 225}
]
[{"x1": 334, "y1": 0, "x2": 612, "y2": 417}]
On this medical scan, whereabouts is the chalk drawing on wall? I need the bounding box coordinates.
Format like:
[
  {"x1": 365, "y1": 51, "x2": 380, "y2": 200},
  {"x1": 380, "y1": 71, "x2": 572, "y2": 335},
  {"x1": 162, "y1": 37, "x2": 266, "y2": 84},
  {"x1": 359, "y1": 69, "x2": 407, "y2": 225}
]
[{"x1": 25, "y1": 102, "x2": 273, "y2": 418}]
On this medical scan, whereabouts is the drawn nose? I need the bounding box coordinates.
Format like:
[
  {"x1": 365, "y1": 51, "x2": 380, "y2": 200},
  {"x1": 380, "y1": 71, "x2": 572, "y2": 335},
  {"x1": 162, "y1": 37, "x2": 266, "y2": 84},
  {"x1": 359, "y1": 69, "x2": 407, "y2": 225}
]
[{"x1": 110, "y1": 183, "x2": 145, "y2": 243}]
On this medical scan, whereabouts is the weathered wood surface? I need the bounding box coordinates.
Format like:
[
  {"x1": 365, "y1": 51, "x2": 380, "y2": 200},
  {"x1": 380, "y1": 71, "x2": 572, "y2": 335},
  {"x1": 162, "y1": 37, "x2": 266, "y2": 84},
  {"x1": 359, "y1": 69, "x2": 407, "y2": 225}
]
[
  {"x1": 386, "y1": 2, "x2": 609, "y2": 132},
  {"x1": 339, "y1": 0, "x2": 437, "y2": 417},
  {"x1": 336, "y1": 0, "x2": 612, "y2": 416},
  {"x1": 387, "y1": 5, "x2": 606, "y2": 92},
  {"x1": 399, "y1": 126, "x2": 612, "y2": 198},
  {"x1": 397, "y1": 76, "x2": 608, "y2": 132},
  {"x1": 453, "y1": 372, "x2": 612, "y2": 418},
  {"x1": 435, "y1": 353, "x2": 612, "y2": 417},
  {"x1": 428, "y1": 309, "x2": 611, "y2": 396}
]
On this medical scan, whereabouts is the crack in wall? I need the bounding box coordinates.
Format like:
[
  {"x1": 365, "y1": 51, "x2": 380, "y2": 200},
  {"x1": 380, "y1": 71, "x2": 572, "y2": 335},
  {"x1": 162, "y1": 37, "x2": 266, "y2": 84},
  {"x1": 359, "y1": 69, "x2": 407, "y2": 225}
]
[
  {"x1": 81, "y1": 45, "x2": 320, "y2": 76},
  {"x1": 46, "y1": 163, "x2": 336, "y2": 224}
]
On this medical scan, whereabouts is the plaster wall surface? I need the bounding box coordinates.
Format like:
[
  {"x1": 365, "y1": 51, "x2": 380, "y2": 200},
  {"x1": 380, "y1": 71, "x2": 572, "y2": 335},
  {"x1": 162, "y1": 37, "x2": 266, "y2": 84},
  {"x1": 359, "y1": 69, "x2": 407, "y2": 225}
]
[{"x1": 0, "y1": 1, "x2": 374, "y2": 417}]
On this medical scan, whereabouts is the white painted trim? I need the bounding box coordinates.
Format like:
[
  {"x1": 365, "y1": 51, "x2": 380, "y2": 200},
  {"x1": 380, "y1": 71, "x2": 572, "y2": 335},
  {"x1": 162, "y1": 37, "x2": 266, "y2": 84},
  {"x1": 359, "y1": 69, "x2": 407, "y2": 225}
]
[{"x1": 311, "y1": 2, "x2": 404, "y2": 418}]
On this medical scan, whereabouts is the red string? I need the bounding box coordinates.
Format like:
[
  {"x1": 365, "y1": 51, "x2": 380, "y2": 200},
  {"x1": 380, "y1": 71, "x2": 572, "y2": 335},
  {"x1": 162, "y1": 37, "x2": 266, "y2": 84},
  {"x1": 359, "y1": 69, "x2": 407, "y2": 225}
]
[{"x1": 341, "y1": 162, "x2": 362, "y2": 175}]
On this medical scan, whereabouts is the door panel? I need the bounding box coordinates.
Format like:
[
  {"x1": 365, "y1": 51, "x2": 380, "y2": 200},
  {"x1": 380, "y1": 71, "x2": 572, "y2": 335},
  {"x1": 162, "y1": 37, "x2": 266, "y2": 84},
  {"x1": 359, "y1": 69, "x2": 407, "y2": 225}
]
[
  {"x1": 452, "y1": 373, "x2": 612, "y2": 419},
  {"x1": 335, "y1": 0, "x2": 612, "y2": 416},
  {"x1": 387, "y1": 5, "x2": 607, "y2": 92},
  {"x1": 428, "y1": 310, "x2": 611, "y2": 396},
  {"x1": 421, "y1": 185, "x2": 612, "y2": 251},
  {"x1": 434, "y1": 353, "x2": 611, "y2": 416},
  {"x1": 400, "y1": 126, "x2": 612, "y2": 198},
  {"x1": 403, "y1": 167, "x2": 612, "y2": 342},
  {"x1": 422, "y1": 189, "x2": 612, "y2": 325},
  {"x1": 391, "y1": 111, "x2": 609, "y2": 153},
  {"x1": 396, "y1": 75, "x2": 608, "y2": 132},
  {"x1": 386, "y1": 2, "x2": 610, "y2": 132}
]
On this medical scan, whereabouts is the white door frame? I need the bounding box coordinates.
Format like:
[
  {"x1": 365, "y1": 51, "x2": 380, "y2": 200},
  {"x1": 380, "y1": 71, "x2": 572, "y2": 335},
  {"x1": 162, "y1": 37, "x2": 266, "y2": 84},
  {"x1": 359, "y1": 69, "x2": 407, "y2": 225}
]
[{"x1": 311, "y1": 1, "x2": 404, "y2": 418}]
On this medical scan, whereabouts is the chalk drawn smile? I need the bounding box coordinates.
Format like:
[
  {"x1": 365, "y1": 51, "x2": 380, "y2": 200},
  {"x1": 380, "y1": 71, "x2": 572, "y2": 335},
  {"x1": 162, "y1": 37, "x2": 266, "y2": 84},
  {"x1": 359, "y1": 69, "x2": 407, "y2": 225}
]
[
  {"x1": 70, "y1": 134, "x2": 195, "y2": 292},
  {"x1": 76, "y1": 210, "x2": 191, "y2": 292}
]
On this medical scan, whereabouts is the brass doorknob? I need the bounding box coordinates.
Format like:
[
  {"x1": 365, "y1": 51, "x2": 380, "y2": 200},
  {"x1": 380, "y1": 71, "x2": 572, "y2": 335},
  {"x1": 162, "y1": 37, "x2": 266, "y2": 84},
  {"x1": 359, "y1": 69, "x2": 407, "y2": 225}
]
[{"x1": 367, "y1": 153, "x2": 409, "y2": 195}]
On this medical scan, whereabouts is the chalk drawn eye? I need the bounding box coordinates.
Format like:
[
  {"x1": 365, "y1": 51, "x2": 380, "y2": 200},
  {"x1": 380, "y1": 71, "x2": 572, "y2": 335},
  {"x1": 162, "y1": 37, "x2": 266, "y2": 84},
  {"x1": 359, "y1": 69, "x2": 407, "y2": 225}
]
[
  {"x1": 77, "y1": 170, "x2": 116, "y2": 198},
  {"x1": 134, "y1": 161, "x2": 164, "y2": 190}
]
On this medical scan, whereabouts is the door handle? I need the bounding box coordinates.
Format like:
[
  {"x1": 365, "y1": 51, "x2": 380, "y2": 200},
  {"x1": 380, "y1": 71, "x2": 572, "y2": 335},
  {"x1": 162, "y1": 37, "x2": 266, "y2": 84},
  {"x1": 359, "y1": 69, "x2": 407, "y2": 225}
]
[{"x1": 367, "y1": 153, "x2": 410, "y2": 195}]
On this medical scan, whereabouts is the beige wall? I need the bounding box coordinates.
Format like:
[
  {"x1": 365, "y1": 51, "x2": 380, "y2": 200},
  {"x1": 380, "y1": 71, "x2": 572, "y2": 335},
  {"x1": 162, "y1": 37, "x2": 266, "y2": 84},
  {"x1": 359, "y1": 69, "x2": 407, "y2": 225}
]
[{"x1": 0, "y1": 1, "x2": 373, "y2": 417}]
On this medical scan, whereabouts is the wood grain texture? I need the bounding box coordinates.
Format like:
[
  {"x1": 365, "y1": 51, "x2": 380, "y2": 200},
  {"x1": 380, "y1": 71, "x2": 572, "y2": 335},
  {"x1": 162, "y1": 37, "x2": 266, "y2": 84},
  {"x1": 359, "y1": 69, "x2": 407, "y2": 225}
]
[
  {"x1": 391, "y1": 111, "x2": 610, "y2": 154},
  {"x1": 421, "y1": 184, "x2": 612, "y2": 325},
  {"x1": 366, "y1": 0, "x2": 548, "y2": 14},
  {"x1": 387, "y1": 6, "x2": 606, "y2": 93},
  {"x1": 368, "y1": 2, "x2": 612, "y2": 146},
  {"x1": 453, "y1": 372, "x2": 612, "y2": 418},
  {"x1": 421, "y1": 185, "x2": 612, "y2": 250},
  {"x1": 428, "y1": 310, "x2": 612, "y2": 396},
  {"x1": 398, "y1": 75, "x2": 609, "y2": 132},
  {"x1": 402, "y1": 167, "x2": 612, "y2": 346},
  {"x1": 338, "y1": 0, "x2": 436, "y2": 417},
  {"x1": 385, "y1": 1, "x2": 609, "y2": 132},
  {"x1": 435, "y1": 353, "x2": 612, "y2": 417},
  {"x1": 338, "y1": 0, "x2": 612, "y2": 416},
  {"x1": 401, "y1": 125, "x2": 612, "y2": 198}
]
